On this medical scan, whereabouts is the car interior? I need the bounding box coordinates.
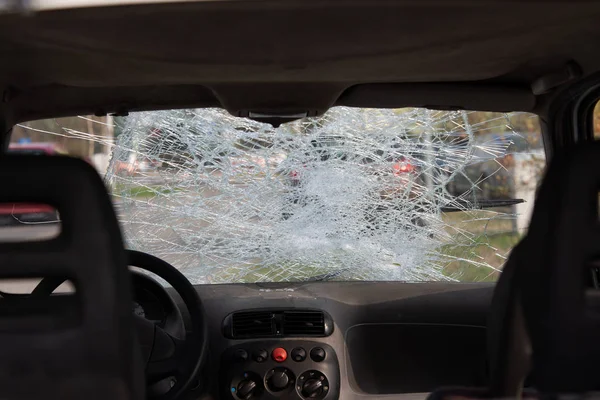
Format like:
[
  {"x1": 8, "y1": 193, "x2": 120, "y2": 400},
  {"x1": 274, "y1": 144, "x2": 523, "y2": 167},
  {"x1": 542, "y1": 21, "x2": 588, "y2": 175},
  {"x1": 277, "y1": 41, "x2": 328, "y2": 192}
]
[{"x1": 1, "y1": 1, "x2": 600, "y2": 399}]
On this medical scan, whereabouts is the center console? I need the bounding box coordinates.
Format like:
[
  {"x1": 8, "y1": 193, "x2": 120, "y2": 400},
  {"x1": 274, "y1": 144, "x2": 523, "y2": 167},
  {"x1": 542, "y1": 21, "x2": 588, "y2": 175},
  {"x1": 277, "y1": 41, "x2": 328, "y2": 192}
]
[{"x1": 221, "y1": 341, "x2": 339, "y2": 400}]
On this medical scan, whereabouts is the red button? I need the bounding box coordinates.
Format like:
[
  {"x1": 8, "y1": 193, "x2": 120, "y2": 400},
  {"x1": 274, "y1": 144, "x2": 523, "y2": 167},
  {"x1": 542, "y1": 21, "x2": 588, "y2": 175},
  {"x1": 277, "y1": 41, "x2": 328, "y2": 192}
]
[{"x1": 272, "y1": 347, "x2": 287, "y2": 362}]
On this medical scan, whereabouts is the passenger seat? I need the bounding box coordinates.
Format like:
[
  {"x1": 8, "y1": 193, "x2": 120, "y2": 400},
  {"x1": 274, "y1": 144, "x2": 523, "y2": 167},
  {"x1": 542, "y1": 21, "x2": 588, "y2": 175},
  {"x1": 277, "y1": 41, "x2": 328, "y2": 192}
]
[{"x1": 0, "y1": 155, "x2": 144, "y2": 400}]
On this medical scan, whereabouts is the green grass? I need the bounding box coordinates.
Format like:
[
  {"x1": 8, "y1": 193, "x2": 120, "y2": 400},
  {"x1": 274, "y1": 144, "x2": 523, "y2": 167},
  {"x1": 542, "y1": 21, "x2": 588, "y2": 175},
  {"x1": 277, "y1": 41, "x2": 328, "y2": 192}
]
[
  {"x1": 441, "y1": 208, "x2": 515, "y2": 235},
  {"x1": 203, "y1": 232, "x2": 521, "y2": 284},
  {"x1": 212, "y1": 230, "x2": 521, "y2": 283},
  {"x1": 439, "y1": 208, "x2": 522, "y2": 281},
  {"x1": 112, "y1": 183, "x2": 182, "y2": 199},
  {"x1": 197, "y1": 210, "x2": 524, "y2": 284},
  {"x1": 122, "y1": 186, "x2": 180, "y2": 198},
  {"x1": 439, "y1": 232, "x2": 521, "y2": 282},
  {"x1": 209, "y1": 228, "x2": 521, "y2": 284},
  {"x1": 123, "y1": 195, "x2": 522, "y2": 282}
]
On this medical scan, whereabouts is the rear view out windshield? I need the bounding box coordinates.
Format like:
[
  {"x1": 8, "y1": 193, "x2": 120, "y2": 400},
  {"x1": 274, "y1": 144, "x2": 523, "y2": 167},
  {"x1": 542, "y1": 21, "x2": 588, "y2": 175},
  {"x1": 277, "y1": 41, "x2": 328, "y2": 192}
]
[{"x1": 12, "y1": 107, "x2": 545, "y2": 283}]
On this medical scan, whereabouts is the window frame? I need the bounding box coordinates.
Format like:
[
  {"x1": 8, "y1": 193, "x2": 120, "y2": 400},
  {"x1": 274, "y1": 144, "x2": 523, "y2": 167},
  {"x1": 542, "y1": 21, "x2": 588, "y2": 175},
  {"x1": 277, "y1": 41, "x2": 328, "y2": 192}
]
[{"x1": 544, "y1": 72, "x2": 600, "y2": 154}]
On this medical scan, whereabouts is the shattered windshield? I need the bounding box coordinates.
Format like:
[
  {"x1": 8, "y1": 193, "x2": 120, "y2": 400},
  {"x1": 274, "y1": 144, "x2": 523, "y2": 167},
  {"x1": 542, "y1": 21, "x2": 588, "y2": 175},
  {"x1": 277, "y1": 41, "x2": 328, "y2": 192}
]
[{"x1": 12, "y1": 107, "x2": 545, "y2": 283}]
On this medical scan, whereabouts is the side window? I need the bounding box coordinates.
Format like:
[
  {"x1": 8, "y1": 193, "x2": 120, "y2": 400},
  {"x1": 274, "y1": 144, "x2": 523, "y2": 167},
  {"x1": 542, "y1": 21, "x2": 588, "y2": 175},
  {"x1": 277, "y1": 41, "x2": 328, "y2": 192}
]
[
  {"x1": 5, "y1": 116, "x2": 112, "y2": 241},
  {"x1": 11, "y1": 116, "x2": 114, "y2": 172}
]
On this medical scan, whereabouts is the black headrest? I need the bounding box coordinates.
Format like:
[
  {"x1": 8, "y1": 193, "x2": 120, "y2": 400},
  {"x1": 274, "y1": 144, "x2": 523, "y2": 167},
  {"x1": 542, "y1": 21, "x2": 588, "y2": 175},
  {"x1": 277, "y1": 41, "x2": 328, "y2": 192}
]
[
  {"x1": 488, "y1": 142, "x2": 600, "y2": 395},
  {"x1": 0, "y1": 155, "x2": 144, "y2": 399}
]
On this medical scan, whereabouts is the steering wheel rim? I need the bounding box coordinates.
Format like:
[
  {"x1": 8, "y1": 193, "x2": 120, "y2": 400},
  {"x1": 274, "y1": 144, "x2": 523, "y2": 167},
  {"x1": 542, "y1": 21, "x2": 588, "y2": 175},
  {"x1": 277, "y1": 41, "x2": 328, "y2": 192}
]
[
  {"x1": 32, "y1": 249, "x2": 208, "y2": 400},
  {"x1": 128, "y1": 250, "x2": 208, "y2": 400}
]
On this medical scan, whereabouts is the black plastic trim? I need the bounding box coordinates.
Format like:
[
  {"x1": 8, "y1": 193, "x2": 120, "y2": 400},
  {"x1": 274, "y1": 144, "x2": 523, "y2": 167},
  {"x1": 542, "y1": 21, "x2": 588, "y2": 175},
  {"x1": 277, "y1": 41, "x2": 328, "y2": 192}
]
[
  {"x1": 545, "y1": 71, "x2": 600, "y2": 157},
  {"x1": 223, "y1": 308, "x2": 334, "y2": 339}
]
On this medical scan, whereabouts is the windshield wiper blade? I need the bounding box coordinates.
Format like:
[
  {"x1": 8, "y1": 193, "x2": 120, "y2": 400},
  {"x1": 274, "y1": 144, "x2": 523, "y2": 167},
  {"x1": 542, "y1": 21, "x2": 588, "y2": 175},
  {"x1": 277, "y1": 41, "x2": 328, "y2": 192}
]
[
  {"x1": 305, "y1": 268, "x2": 349, "y2": 282},
  {"x1": 441, "y1": 198, "x2": 525, "y2": 212}
]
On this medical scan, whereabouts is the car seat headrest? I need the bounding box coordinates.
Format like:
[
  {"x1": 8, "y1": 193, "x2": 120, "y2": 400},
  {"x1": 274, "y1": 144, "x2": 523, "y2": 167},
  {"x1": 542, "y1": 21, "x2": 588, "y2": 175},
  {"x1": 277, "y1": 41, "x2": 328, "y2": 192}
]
[
  {"x1": 489, "y1": 142, "x2": 600, "y2": 395},
  {"x1": 0, "y1": 155, "x2": 143, "y2": 399},
  {"x1": 517, "y1": 143, "x2": 600, "y2": 393}
]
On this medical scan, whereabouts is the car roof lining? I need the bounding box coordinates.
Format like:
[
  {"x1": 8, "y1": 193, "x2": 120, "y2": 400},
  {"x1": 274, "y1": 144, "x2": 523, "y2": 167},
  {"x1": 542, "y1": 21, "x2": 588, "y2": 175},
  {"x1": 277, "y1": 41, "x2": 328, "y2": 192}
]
[{"x1": 0, "y1": 0, "x2": 598, "y2": 124}]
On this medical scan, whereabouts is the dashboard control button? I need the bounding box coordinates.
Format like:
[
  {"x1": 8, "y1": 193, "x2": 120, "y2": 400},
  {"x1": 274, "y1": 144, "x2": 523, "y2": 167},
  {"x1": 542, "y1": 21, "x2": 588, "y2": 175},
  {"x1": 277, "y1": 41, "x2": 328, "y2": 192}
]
[
  {"x1": 253, "y1": 349, "x2": 268, "y2": 363},
  {"x1": 310, "y1": 347, "x2": 326, "y2": 362},
  {"x1": 272, "y1": 347, "x2": 287, "y2": 362},
  {"x1": 233, "y1": 349, "x2": 248, "y2": 362},
  {"x1": 302, "y1": 378, "x2": 323, "y2": 398},
  {"x1": 237, "y1": 379, "x2": 258, "y2": 399},
  {"x1": 265, "y1": 367, "x2": 294, "y2": 392},
  {"x1": 297, "y1": 370, "x2": 329, "y2": 399},
  {"x1": 291, "y1": 347, "x2": 306, "y2": 361}
]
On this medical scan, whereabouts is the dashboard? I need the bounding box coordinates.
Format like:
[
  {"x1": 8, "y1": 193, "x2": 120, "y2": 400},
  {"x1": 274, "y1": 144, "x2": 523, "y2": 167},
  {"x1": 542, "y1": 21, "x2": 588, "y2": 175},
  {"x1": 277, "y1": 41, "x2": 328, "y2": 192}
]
[{"x1": 131, "y1": 281, "x2": 494, "y2": 400}]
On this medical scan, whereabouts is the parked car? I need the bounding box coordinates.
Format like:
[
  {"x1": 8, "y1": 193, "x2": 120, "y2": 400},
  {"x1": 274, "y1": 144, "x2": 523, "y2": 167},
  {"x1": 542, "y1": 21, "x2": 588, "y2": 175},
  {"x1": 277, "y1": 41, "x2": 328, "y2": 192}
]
[{"x1": 280, "y1": 136, "x2": 426, "y2": 226}]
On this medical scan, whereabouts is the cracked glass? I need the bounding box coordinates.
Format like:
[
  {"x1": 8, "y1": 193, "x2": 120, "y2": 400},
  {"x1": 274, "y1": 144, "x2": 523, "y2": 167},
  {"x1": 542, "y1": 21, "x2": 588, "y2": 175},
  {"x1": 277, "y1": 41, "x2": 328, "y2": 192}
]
[{"x1": 11, "y1": 107, "x2": 545, "y2": 283}]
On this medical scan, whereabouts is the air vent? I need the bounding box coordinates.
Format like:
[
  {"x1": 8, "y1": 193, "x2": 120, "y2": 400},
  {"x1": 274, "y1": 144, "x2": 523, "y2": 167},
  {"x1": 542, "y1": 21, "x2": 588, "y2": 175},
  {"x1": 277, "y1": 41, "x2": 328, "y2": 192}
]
[
  {"x1": 223, "y1": 309, "x2": 333, "y2": 338},
  {"x1": 231, "y1": 311, "x2": 275, "y2": 338},
  {"x1": 282, "y1": 311, "x2": 326, "y2": 336}
]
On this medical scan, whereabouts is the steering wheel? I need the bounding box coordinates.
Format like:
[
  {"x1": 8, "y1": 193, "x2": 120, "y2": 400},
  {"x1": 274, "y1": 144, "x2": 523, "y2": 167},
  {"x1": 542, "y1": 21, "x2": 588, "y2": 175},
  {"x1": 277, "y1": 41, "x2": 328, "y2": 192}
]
[{"x1": 32, "y1": 249, "x2": 208, "y2": 400}]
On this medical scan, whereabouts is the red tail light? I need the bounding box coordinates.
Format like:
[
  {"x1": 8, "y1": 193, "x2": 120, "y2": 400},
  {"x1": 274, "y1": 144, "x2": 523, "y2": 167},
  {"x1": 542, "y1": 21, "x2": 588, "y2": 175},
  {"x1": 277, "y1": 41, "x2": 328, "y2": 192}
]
[
  {"x1": 290, "y1": 170, "x2": 299, "y2": 178},
  {"x1": 393, "y1": 161, "x2": 414, "y2": 174}
]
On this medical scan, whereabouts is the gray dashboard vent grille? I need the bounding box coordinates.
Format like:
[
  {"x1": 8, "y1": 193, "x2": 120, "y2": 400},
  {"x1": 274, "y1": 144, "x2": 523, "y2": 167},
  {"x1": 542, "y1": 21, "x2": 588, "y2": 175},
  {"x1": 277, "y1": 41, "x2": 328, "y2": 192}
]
[
  {"x1": 282, "y1": 310, "x2": 325, "y2": 336},
  {"x1": 231, "y1": 311, "x2": 275, "y2": 338},
  {"x1": 224, "y1": 309, "x2": 332, "y2": 338}
]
